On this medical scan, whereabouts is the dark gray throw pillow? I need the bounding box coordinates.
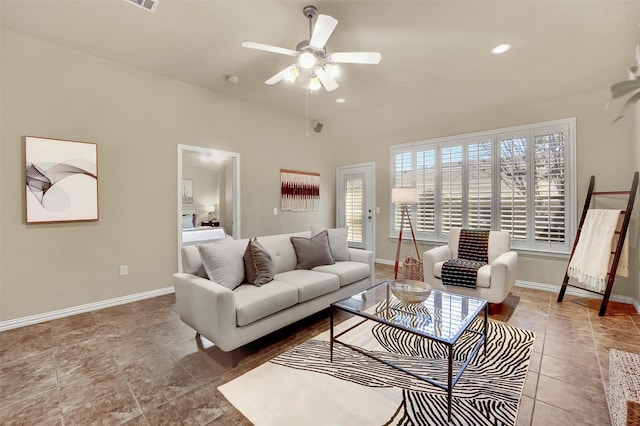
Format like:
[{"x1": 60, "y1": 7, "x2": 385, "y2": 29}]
[
  {"x1": 290, "y1": 230, "x2": 335, "y2": 270},
  {"x1": 244, "y1": 237, "x2": 275, "y2": 286},
  {"x1": 311, "y1": 226, "x2": 351, "y2": 261}
]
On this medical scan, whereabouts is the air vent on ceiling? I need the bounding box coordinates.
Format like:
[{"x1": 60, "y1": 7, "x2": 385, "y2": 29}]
[{"x1": 123, "y1": 0, "x2": 158, "y2": 13}]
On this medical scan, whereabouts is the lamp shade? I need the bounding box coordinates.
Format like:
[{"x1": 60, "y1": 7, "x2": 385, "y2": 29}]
[
  {"x1": 205, "y1": 205, "x2": 216, "y2": 213},
  {"x1": 391, "y1": 188, "x2": 418, "y2": 204}
]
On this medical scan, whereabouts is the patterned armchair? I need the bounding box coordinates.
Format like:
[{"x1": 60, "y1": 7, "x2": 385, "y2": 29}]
[{"x1": 423, "y1": 229, "x2": 518, "y2": 304}]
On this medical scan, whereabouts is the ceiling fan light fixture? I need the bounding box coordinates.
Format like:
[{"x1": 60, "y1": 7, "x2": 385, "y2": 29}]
[
  {"x1": 309, "y1": 75, "x2": 322, "y2": 91},
  {"x1": 285, "y1": 66, "x2": 300, "y2": 83},
  {"x1": 299, "y1": 51, "x2": 317, "y2": 69}
]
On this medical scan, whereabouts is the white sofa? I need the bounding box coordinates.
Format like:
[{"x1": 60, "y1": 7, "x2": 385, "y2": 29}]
[
  {"x1": 174, "y1": 231, "x2": 374, "y2": 365},
  {"x1": 423, "y1": 229, "x2": 517, "y2": 304}
]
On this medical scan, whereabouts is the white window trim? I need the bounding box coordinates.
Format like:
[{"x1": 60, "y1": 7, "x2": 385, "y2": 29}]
[{"x1": 389, "y1": 118, "x2": 577, "y2": 255}]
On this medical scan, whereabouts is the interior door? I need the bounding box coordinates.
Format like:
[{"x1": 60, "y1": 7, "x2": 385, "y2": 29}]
[{"x1": 336, "y1": 163, "x2": 375, "y2": 251}]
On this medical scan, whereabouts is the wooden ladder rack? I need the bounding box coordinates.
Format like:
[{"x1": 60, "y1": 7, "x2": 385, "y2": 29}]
[{"x1": 557, "y1": 172, "x2": 638, "y2": 316}]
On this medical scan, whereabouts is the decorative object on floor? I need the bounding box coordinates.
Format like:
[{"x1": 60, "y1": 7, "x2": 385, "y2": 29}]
[
  {"x1": 241, "y1": 5, "x2": 381, "y2": 92},
  {"x1": 558, "y1": 173, "x2": 638, "y2": 316},
  {"x1": 182, "y1": 179, "x2": 193, "y2": 203},
  {"x1": 391, "y1": 187, "x2": 421, "y2": 280},
  {"x1": 389, "y1": 279, "x2": 432, "y2": 304},
  {"x1": 219, "y1": 316, "x2": 534, "y2": 426},
  {"x1": 25, "y1": 136, "x2": 98, "y2": 223},
  {"x1": 608, "y1": 348, "x2": 640, "y2": 426},
  {"x1": 280, "y1": 169, "x2": 320, "y2": 211},
  {"x1": 423, "y1": 229, "x2": 518, "y2": 304}
]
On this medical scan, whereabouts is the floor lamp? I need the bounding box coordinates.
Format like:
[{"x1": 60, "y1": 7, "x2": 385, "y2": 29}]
[{"x1": 392, "y1": 188, "x2": 419, "y2": 279}]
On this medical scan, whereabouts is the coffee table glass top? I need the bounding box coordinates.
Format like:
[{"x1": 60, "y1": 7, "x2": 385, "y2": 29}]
[{"x1": 332, "y1": 280, "x2": 487, "y2": 345}]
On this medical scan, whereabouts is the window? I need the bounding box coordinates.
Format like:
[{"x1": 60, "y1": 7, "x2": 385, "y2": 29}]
[
  {"x1": 390, "y1": 118, "x2": 576, "y2": 254},
  {"x1": 345, "y1": 177, "x2": 363, "y2": 244}
]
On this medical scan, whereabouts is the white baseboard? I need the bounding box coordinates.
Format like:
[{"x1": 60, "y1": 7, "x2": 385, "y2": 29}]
[
  {"x1": 0, "y1": 286, "x2": 175, "y2": 332},
  {"x1": 375, "y1": 259, "x2": 639, "y2": 313},
  {"x1": 515, "y1": 280, "x2": 636, "y2": 306}
]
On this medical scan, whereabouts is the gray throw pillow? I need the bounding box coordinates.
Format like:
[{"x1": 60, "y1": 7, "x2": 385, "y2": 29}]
[
  {"x1": 290, "y1": 230, "x2": 335, "y2": 270},
  {"x1": 311, "y1": 226, "x2": 351, "y2": 261},
  {"x1": 197, "y1": 237, "x2": 245, "y2": 290},
  {"x1": 244, "y1": 237, "x2": 275, "y2": 286}
]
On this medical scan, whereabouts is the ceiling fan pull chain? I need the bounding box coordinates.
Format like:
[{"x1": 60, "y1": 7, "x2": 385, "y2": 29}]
[{"x1": 306, "y1": 86, "x2": 310, "y2": 137}]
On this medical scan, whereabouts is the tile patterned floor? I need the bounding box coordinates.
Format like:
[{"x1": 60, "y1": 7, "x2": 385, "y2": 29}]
[{"x1": 0, "y1": 263, "x2": 636, "y2": 425}]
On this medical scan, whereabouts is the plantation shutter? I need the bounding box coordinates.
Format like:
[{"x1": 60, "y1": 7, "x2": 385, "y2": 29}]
[
  {"x1": 345, "y1": 177, "x2": 364, "y2": 244},
  {"x1": 467, "y1": 139, "x2": 493, "y2": 230},
  {"x1": 389, "y1": 118, "x2": 574, "y2": 254},
  {"x1": 416, "y1": 148, "x2": 436, "y2": 234},
  {"x1": 533, "y1": 125, "x2": 568, "y2": 245},
  {"x1": 393, "y1": 149, "x2": 413, "y2": 232},
  {"x1": 441, "y1": 144, "x2": 463, "y2": 233},
  {"x1": 499, "y1": 132, "x2": 528, "y2": 241}
]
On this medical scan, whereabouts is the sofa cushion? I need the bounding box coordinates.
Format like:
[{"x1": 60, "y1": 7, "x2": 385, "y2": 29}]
[
  {"x1": 243, "y1": 237, "x2": 275, "y2": 286},
  {"x1": 198, "y1": 237, "x2": 245, "y2": 290},
  {"x1": 312, "y1": 261, "x2": 371, "y2": 287},
  {"x1": 233, "y1": 281, "x2": 299, "y2": 326},
  {"x1": 274, "y1": 270, "x2": 340, "y2": 302},
  {"x1": 434, "y1": 261, "x2": 491, "y2": 289},
  {"x1": 311, "y1": 226, "x2": 350, "y2": 261},
  {"x1": 290, "y1": 230, "x2": 335, "y2": 270}
]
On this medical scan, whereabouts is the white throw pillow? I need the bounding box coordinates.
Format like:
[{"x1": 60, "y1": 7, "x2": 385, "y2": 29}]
[
  {"x1": 182, "y1": 214, "x2": 195, "y2": 229},
  {"x1": 197, "y1": 237, "x2": 245, "y2": 290},
  {"x1": 311, "y1": 226, "x2": 350, "y2": 261}
]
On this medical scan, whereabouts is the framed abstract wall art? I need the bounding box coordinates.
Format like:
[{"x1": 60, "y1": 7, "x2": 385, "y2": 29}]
[
  {"x1": 25, "y1": 136, "x2": 98, "y2": 223},
  {"x1": 280, "y1": 169, "x2": 320, "y2": 211}
]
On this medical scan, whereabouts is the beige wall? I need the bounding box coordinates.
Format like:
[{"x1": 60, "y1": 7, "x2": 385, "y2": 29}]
[
  {"x1": 0, "y1": 30, "x2": 337, "y2": 321},
  {"x1": 333, "y1": 89, "x2": 636, "y2": 296},
  {"x1": 2, "y1": 27, "x2": 638, "y2": 322}
]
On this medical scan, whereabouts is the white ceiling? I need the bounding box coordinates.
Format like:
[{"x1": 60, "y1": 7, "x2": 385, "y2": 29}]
[{"x1": 3, "y1": 0, "x2": 640, "y2": 135}]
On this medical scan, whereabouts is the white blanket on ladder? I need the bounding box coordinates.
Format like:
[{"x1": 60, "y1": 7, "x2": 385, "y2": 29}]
[{"x1": 568, "y1": 209, "x2": 629, "y2": 293}]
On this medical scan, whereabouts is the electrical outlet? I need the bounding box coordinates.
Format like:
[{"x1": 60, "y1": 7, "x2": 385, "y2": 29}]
[
  {"x1": 273, "y1": 208, "x2": 278, "y2": 215},
  {"x1": 119, "y1": 265, "x2": 128, "y2": 276},
  {"x1": 376, "y1": 206, "x2": 381, "y2": 214}
]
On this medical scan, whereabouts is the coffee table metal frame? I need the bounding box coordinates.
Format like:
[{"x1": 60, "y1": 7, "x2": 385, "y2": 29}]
[{"x1": 330, "y1": 281, "x2": 488, "y2": 422}]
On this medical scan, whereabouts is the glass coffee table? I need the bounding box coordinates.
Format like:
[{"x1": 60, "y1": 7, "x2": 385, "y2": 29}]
[{"x1": 330, "y1": 280, "x2": 488, "y2": 421}]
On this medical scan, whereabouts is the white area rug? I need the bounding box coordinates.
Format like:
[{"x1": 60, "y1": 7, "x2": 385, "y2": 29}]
[{"x1": 219, "y1": 316, "x2": 535, "y2": 426}]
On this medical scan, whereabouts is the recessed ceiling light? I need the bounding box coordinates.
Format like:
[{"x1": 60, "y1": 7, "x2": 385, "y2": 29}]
[
  {"x1": 336, "y1": 98, "x2": 346, "y2": 104},
  {"x1": 491, "y1": 44, "x2": 511, "y2": 55}
]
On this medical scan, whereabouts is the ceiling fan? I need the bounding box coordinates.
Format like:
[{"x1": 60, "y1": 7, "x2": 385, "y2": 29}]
[{"x1": 241, "y1": 5, "x2": 382, "y2": 92}]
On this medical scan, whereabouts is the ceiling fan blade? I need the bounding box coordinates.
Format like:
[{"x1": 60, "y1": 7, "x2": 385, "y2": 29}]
[
  {"x1": 327, "y1": 52, "x2": 382, "y2": 64},
  {"x1": 265, "y1": 64, "x2": 297, "y2": 85},
  {"x1": 315, "y1": 67, "x2": 339, "y2": 92},
  {"x1": 309, "y1": 14, "x2": 338, "y2": 50},
  {"x1": 241, "y1": 41, "x2": 297, "y2": 57}
]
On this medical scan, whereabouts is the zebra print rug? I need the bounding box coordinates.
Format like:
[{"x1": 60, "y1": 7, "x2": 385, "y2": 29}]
[{"x1": 219, "y1": 317, "x2": 535, "y2": 426}]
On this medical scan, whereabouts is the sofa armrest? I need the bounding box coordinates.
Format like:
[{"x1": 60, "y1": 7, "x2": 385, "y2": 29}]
[
  {"x1": 173, "y1": 273, "x2": 237, "y2": 351},
  {"x1": 423, "y1": 245, "x2": 452, "y2": 282},
  {"x1": 490, "y1": 251, "x2": 518, "y2": 291},
  {"x1": 348, "y1": 248, "x2": 375, "y2": 284}
]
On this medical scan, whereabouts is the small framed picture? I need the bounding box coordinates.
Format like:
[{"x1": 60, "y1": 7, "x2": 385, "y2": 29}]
[
  {"x1": 25, "y1": 136, "x2": 98, "y2": 223},
  {"x1": 182, "y1": 179, "x2": 193, "y2": 204}
]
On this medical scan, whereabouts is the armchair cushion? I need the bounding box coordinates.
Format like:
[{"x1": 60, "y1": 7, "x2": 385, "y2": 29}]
[{"x1": 434, "y1": 262, "x2": 491, "y2": 288}]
